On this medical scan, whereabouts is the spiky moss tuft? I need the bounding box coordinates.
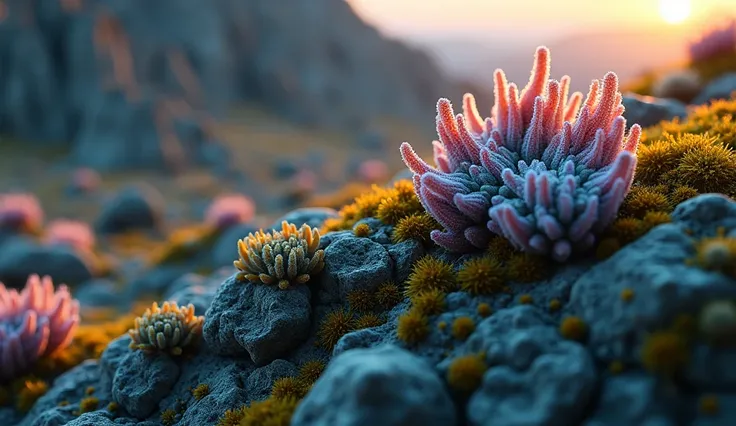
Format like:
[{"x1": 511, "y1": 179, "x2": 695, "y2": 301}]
[
  {"x1": 403, "y1": 256, "x2": 456, "y2": 300},
  {"x1": 15, "y1": 379, "x2": 48, "y2": 412},
  {"x1": 297, "y1": 360, "x2": 326, "y2": 389},
  {"x1": 392, "y1": 213, "x2": 439, "y2": 245},
  {"x1": 644, "y1": 98, "x2": 736, "y2": 149},
  {"x1": 317, "y1": 309, "x2": 356, "y2": 350},
  {"x1": 451, "y1": 317, "x2": 475, "y2": 341},
  {"x1": 559, "y1": 317, "x2": 588, "y2": 341},
  {"x1": 618, "y1": 185, "x2": 671, "y2": 218},
  {"x1": 642, "y1": 211, "x2": 672, "y2": 229},
  {"x1": 107, "y1": 401, "x2": 118, "y2": 412},
  {"x1": 457, "y1": 256, "x2": 506, "y2": 295},
  {"x1": 411, "y1": 289, "x2": 446, "y2": 316},
  {"x1": 374, "y1": 282, "x2": 403, "y2": 310},
  {"x1": 376, "y1": 196, "x2": 422, "y2": 225},
  {"x1": 239, "y1": 396, "x2": 300, "y2": 426},
  {"x1": 640, "y1": 330, "x2": 691, "y2": 377},
  {"x1": 486, "y1": 235, "x2": 519, "y2": 262},
  {"x1": 192, "y1": 383, "x2": 210, "y2": 401},
  {"x1": 217, "y1": 406, "x2": 247, "y2": 426},
  {"x1": 447, "y1": 354, "x2": 488, "y2": 394},
  {"x1": 677, "y1": 143, "x2": 736, "y2": 194},
  {"x1": 518, "y1": 294, "x2": 534, "y2": 305},
  {"x1": 669, "y1": 185, "x2": 700, "y2": 206},
  {"x1": 354, "y1": 313, "x2": 385, "y2": 329},
  {"x1": 691, "y1": 228, "x2": 736, "y2": 278},
  {"x1": 699, "y1": 300, "x2": 736, "y2": 345},
  {"x1": 161, "y1": 408, "x2": 177, "y2": 426},
  {"x1": 396, "y1": 309, "x2": 430, "y2": 345},
  {"x1": 699, "y1": 394, "x2": 720, "y2": 416},
  {"x1": 271, "y1": 377, "x2": 306, "y2": 400},
  {"x1": 345, "y1": 289, "x2": 375, "y2": 313},
  {"x1": 352, "y1": 223, "x2": 371, "y2": 237},
  {"x1": 506, "y1": 254, "x2": 550, "y2": 283},
  {"x1": 607, "y1": 217, "x2": 647, "y2": 245}
]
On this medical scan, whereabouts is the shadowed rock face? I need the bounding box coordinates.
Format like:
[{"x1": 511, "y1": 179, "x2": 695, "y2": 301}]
[{"x1": 0, "y1": 0, "x2": 452, "y2": 171}]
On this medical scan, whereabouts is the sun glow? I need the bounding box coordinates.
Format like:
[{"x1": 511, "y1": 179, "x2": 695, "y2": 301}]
[{"x1": 659, "y1": 0, "x2": 692, "y2": 24}]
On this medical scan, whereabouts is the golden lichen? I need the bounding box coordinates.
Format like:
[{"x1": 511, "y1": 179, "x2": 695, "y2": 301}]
[
  {"x1": 346, "y1": 289, "x2": 375, "y2": 313},
  {"x1": 161, "y1": 408, "x2": 177, "y2": 426},
  {"x1": 559, "y1": 316, "x2": 587, "y2": 341},
  {"x1": 691, "y1": 228, "x2": 736, "y2": 278},
  {"x1": 317, "y1": 309, "x2": 356, "y2": 350},
  {"x1": 128, "y1": 301, "x2": 204, "y2": 356},
  {"x1": 411, "y1": 288, "x2": 446, "y2": 316},
  {"x1": 354, "y1": 313, "x2": 385, "y2": 329},
  {"x1": 477, "y1": 303, "x2": 492, "y2": 318},
  {"x1": 15, "y1": 379, "x2": 48, "y2": 413},
  {"x1": 271, "y1": 377, "x2": 306, "y2": 400},
  {"x1": 239, "y1": 396, "x2": 300, "y2": 426},
  {"x1": 457, "y1": 256, "x2": 506, "y2": 295},
  {"x1": 677, "y1": 142, "x2": 736, "y2": 194},
  {"x1": 446, "y1": 354, "x2": 488, "y2": 394},
  {"x1": 374, "y1": 281, "x2": 403, "y2": 310},
  {"x1": 640, "y1": 330, "x2": 690, "y2": 376},
  {"x1": 518, "y1": 294, "x2": 533, "y2": 305},
  {"x1": 404, "y1": 256, "x2": 456, "y2": 300},
  {"x1": 217, "y1": 406, "x2": 247, "y2": 426},
  {"x1": 192, "y1": 383, "x2": 210, "y2": 401},
  {"x1": 451, "y1": 317, "x2": 475, "y2": 341},
  {"x1": 392, "y1": 213, "x2": 439, "y2": 245},
  {"x1": 77, "y1": 396, "x2": 99, "y2": 414},
  {"x1": 297, "y1": 360, "x2": 326, "y2": 388},
  {"x1": 352, "y1": 222, "x2": 371, "y2": 237},
  {"x1": 396, "y1": 309, "x2": 429, "y2": 344},
  {"x1": 234, "y1": 221, "x2": 325, "y2": 290},
  {"x1": 620, "y1": 288, "x2": 635, "y2": 303}
]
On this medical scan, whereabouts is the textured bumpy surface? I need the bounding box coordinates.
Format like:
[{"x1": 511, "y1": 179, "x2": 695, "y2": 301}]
[{"x1": 401, "y1": 47, "x2": 641, "y2": 261}]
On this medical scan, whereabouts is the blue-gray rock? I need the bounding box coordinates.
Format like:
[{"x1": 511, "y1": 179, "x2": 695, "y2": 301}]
[
  {"x1": 0, "y1": 239, "x2": 93, "y2": 288},
  {"x1": 124, "y1": 265, "x2": 189, "y2": 301},
  {"x1": 74, "y1": 279, "x2": 121, "y2": 308},
  {"x1": 693, "y1": 73, "x2": 736, "y2": 105},
  {"x1": 164, "y1": 272, "x2": 221, "y2": 314},
  {"x1": 203, "y1": 275, "x2": 312, "y2": 365},
  {"x1": 292, "y1": 345, "x2": 457, "y2": 426},
  {"x1": 622, "y1": 94, "x2": 688, "y2": 128},
  {"x1": 459, "y1": 306, "x2": 597, "y2": 426},
  {"x1": 65, "y1": 412, "x2": 118, "y2": 426},
  {"x1": 112, "y1": 351, "x2": 181, "y2": 419},
  {"x1": 100, "y1": 335, "x2": 133, "y2": 387},
  {"x1": 95, "y1": 185, "x2": 165, "y2": 234},
  {"x1": 387, "y1": 239, "x2": 424, "y2": 284},
  {"x1": 321, "y1": 236, "x2": 393, "y2": 301},
  {"x1": 355, "y1": 129, "x2": 386, "y2": 150},
  {"x1": 269, "y1": 207, "x2": 339, "y2": 231},
  {"x1": 245, "y1": 359, "x2": 299, "y2": 402},
  {"x1": 273, "y1": 158, "x2": 299, "y2": 179},
  {"x1": 211, "y1": 222, "x2": 258, "y2": 267},
  {"x1": 583, "y1": 374, "x2": 676, "y2": 426}
]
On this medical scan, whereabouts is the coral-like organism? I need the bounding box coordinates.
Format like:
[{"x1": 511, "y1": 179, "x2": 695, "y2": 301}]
[
  {"x1": 0, "y1": 193, "x2": 44, "y2": 233},
  {"x1": 234, "y1": 221, "x2": 325, "y2": 290},
  {"x1": 43, "y1": 219, "x2": 96, "y2": 253},
  {"x1": 0, "y1": 275, "x2": 79, "y2": 382},
  {"x1": 401, "y1": 46, "x2": 641, "y2": 261},
  {"x1": 128, "y1": 301, "x2": 204, "y2": 355},
  {"x1": 688, "y1": 20, "x2": 736, "y2": 65},
  {"x1": 205, "y1": 194, "x2": 255, "y2": 230}
]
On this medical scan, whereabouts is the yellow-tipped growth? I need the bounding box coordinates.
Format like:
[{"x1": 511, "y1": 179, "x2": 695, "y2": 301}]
[
  {"x1": 404, "y1": 256, "x2": 456, "y2": 300},
  {"x1": 128, "y1": 301, "x2": 204, "y2": 356},
  {"x1": 234, "y1": 221, "x2": 325, "y2": 290}
]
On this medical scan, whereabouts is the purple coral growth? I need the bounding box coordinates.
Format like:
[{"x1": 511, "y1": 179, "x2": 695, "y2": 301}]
[
  {"x1": 0, "y1": 193, "x2": 44, "y2": 233},
  {"x1": 204, "y1": 194, "x2": 256, "y2": 230},
  {"x1": 44, "y1": 219, "x2": 96, "y2": 253},
  {"x1": 400, "y1": 46, "x2": 641, "y2": 262},
  {"x1": 0, "y1": 274, "x2": 80, "y2": 382},
  {"x1": 688, "y1": 20, "x2": 736, "y2": 64}
]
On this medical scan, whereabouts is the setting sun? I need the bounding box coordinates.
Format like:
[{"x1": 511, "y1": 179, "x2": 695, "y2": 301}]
[{"x1": 659, "y1": 0, "x2": 692, "y2": 24}]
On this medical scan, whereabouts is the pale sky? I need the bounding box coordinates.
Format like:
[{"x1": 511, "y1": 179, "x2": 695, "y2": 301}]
[{"x1": 348, "y1": 0, "x2": 736, "y2": 37}]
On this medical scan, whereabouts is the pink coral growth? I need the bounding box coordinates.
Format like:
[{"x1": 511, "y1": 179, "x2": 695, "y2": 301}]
[
  {"x1": 0, "y1": 274, "x2": 80, "y2": 382},
  {"x1": 44, "y1": 219, "x2": 96, "y2": 253},
  {"x1": 0, "y1": 193, "x2": 44, "y2": 233},
  {"x1": 204, "y1": 194, "x2": 256, "y2": 229},
  {"x1": 400, "y1": 46, "x2": 641, "y2": 262},
  {"x1": 358, "y1": 159, "x2": 390, "y2": 184},
  {"x1": 688, "y1": 20, "x2": 736, "y2": 64}
]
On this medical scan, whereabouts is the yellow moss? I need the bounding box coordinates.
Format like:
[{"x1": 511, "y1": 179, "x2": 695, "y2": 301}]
[
  {"x1": 692, "y1": 228, "x2": 736, "y2": 278},
  {"x1": 161, "y1": 408, "x2": 177, "y2": 426},
  {"x1": 669, "y1": 185, "x2": 700, "y2": 206},
  {"x1": 374, "y1": 281, "x2": 403, "y2": 310},
  {"x1": 346, "y1": 289, "x2": 375, "y2": 313},
  {"x1": 85, "y1": 386, "x2": 95, "y2": 395},
  {"x1": 297, "y1": 360, "x2": 326, "y2": 387},
  {"x1": 107, "y1": 401, "x2": 118, "y2": 412},
  {"x1": 451, "y1": 317, "x2": 476, "y2": 341},
  {"x1": 457, "y1": 256, "x2": 506, "y2": 295},
  {"x1": 239, "y1": 396, "x2": 300, "y2": 426},
  {"x1": 676, "y1": 143, "x2": 736, "y2": 195},
  {"x1": 506, "y1": 254, "x2": 549, "y2": 283},
  {"x1": 317, "y1": 309, "x2": 356, "y2": 350},
  {"x1": 486, "y1": 236, "x2": 518, "y2": 262},
  {"x1": 396, "y1": 309, "x2": 430, "y2": 344},
  {"x1": 608, "y1": 218, "x2": 646, "y2": 245},
  {"x1": 78, "y1": 396, "x2": 99, "y2": 414},
  {"x1": 352, "y1": 223, "x2": 371, "y2": 237},
  {"x1": 641, "y1": 211, "x2": 671, "y2": 230},
  {"x1": 595, "y1": 237, "x2": 622, "y2": 260},
  {"x1": 192, "y1": 383, "x2": 210, "y2": 401},
  {"x1": 15, "y1": 379, "x2": 48, "y2": 413},
  {"x1": 271, "y1": 377, "x2": 306, "y2": 400},
  {"x1": 634, "y1": 140, "x2": 682, "y2": 185},
  {"x1": 376, "y1": 196, "x2": 417, "y2": 225},
  {"x1": 640, "y1": 331, "x2": 690, "y2": 376},
  {"x1": 559, "y1": 317, "x2": 588, "y2": 341},
  {"x1": 518, "y1": 294, "x2": 533, "y2": 305},
  {"x1": 217, "y1": 406, "x2": 247, "y2": 426},
  {"x1": 477, "y1": 303, "x2": 492, "y2": 318},
  {"x1": 619, "y1": 185, "x2": 671, "y2": 218},
  {"x1": 549, "y1": 299, "x2": 562, "y2": 312},
  {"x1": 354, "y1": 313, "x2": 385, "y2": 329},
  {"x1": 620, "y1": 288, "x2": 635, "y2": 302},
  {"x1": 411, "y1": 288, "x2": 446, "y2": 316},
  {"x1": 392, "y1": 213, "x2": 438, "y2": 245},
  {"x1": 438, "y1": 321, "x2": 448, "y2": 331},
  {"x1": 447, "y1": 354, "x2": 488, "y2": 394},
  {"x1": 404, "y1": 256, "x2": 456, "y2": 300},
  {"x1": 699, "y1": 394, "x2": 720, "y2": 416}
]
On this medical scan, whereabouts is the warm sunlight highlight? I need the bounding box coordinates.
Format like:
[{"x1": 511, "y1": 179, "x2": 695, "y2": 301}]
[{"x1": 659, "y1": 0, "x2": 692, "y2": 24}]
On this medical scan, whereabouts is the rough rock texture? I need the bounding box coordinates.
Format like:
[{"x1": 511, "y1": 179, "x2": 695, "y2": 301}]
[
  {"x1": 0, "y1": 238, "x2": 94, "y2": 288},
  {"x1": 0, "y1": 0, "x2": 450, "y2": 170},
  {"x1": 112, "y1": 351, "x2": 181, "y2": 418},
  {"x1": 693, "y1": 73, "x2": 736, "y2": 105},
  {"x1": 622, "y1": 94, "x2": 688, "y2": 128},
  {"x1": 292, "y1": 345, "x2": 457, "y2": 426}
]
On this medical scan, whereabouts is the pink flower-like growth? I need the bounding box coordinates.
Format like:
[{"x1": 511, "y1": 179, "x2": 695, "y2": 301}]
[
  {"x1": 400, "y1": 46, "x2": 641, "y2": 262},
  {"x1": 204, "y1": 194, "x2": 256, "y2": 230},
  {"x1": 43, "y1": 219, "x2": 96, "y2": 253},
  {"x1": 0, "y1": 274, "x2": 80, "y2": 382},
  {"x1": 70, "y1": 168, "x2": 102, "y2": 193},
  {"x1": 688, "y1": 20, "x2": 736, "y2": 64},
  {"x1": 0, "y1": 193, "x2": 44, "y2": 233},
  {"x1": 358, "y1": 159, "x2": 390, "y2": 184}
]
